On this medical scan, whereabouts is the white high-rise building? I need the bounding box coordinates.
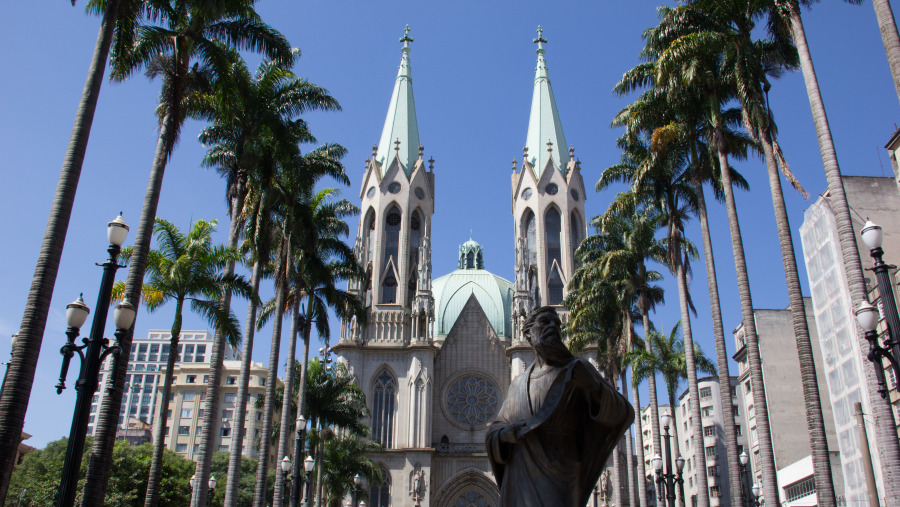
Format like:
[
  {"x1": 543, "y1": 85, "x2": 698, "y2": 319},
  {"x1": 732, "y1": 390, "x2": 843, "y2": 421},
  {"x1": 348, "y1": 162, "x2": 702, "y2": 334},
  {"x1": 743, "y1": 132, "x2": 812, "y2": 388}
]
[
  {"x1": 798, "y1": 175, "x2": 900, "y2": 506},
  {"x1": 89, "y1": 329, "x2": 240, "y2": 435}
]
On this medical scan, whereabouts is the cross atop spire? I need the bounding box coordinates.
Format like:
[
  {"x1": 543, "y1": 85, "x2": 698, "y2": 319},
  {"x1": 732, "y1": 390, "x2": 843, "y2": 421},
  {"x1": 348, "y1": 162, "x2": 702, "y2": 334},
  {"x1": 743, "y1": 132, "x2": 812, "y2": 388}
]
[
  {"x1": 400, "y1": 24, "x2": 414, "y2": 53},
  {"x1": 533, "y1": 25, "x2": 547, "y2": 53}
]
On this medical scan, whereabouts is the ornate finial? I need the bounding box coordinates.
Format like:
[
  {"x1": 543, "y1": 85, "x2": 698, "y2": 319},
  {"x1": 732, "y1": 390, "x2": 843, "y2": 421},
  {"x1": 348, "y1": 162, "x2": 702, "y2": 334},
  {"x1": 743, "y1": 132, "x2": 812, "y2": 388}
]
[
  {"x1": 365, "y1": 157, "x2": 370, "y2": 169},
  {"x1": 470, "y1": 229, "x2": 473, "y2": 241},
  {"x1": 523, "y1": 146, "x2": 529, "y2": 159},
  {"x1": 428, "y1": 157, "x2": 435, "y2": 170},
  {"x1": 569, "y1": 145, "x2": 575, "y2": 158},
  {"x1": 534, "y1": 26, "x2": 547, "y2": 53},
  {"x1": 400, "y1": 24, "x2": 414, "y2": 52},
  {"x1": 512, "y1": 158, "x2": 518, "y2": 171},
  {"x1": 547, "y1": 139, "x2": 554, "y2": 152},
  {"x1": 394, "y1": 138, "x2": 401, "y2": 154},
  {"x1": 418, "y1": 144, "x2": 424, "y2": 160},
  {"x1": 372, "y1": 144, "x2": 378, "y2": 158}
]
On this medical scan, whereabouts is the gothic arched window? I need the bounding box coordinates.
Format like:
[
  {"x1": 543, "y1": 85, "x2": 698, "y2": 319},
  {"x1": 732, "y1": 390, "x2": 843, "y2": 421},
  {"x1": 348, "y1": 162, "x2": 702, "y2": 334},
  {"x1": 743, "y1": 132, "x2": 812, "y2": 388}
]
[
  {"x1": 466, "y1": 251, "x2": 475, "y2": 269},
  {"x1": 523, "y1": 209, "x2": 537, "y2": 267},
  {"x1": 363, "y1": 208, "x2": 376, "y2": 265},
  {"x1": 570, "y1": 211, "x2": 583, "y2": 269},
  {"x1": 368, "y1": 466, "x2": 391, "y2": 507},
  {"x1": 409, "y1": 211, "x2": 422, "y2": 268},
  {"x1": 381, "y1": 206, "x2": 402, "y2": 304},
  {"x1": 545, "y1": 208, "x2": 563, "y2": 305},
  {"x1": 372, "y1": 370, "x2": 396, "y2": 448}
]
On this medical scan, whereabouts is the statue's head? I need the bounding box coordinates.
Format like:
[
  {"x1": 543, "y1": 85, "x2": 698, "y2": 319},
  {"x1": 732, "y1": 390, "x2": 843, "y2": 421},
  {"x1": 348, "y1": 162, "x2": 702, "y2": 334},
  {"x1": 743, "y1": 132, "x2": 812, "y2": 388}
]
[{"x1": 524, "y1": 306, "x2": 574, "y2": 367}]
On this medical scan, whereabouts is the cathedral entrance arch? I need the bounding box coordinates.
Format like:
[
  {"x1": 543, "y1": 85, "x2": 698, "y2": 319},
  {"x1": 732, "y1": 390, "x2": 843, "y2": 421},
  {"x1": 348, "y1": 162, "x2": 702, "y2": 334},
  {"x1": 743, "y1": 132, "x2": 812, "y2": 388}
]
[{"x1": 433, "y1": 470, "x2": 499, "y2": 507}]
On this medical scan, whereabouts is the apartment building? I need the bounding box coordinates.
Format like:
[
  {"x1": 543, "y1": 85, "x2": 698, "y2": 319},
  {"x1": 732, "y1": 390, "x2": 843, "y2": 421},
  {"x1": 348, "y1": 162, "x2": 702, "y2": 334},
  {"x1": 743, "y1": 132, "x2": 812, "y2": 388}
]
[
  {"x1": 88, "y1": 329, "x2": 240, "y2": 435},
  {"x1": 673, "y1": 376, "x2": 749, "y2": 507},
  {"x1": 164, "y1": 360, "x2": 284, "y2": 464}
]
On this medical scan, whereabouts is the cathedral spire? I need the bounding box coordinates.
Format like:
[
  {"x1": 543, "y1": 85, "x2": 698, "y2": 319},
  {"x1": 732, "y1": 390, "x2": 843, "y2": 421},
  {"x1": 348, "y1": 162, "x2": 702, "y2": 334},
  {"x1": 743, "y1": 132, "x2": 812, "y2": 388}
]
[
  {"x1": 524, "y1": 26, "x2": 569, "y2": 178},
  {"x1": 375, "y1": 24, "x2": 421, "y2": 177}
]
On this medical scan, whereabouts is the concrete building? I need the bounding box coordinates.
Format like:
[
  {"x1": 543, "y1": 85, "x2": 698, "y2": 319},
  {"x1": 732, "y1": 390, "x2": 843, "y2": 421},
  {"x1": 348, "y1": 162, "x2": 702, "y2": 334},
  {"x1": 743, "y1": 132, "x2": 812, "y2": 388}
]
[
  {"x1": 799, "y1": 175, "x2": 900, "y2": 506},
  {"x1": 333, "y1": 27, "x2": 591, "y2": 507},
  {"x1": 163, "y1": 360, "x2": 281, "y2": 464},
  {"x1": 116, "y1": 417, "x2": 152, "y2": 446},
  {"x1": 673, "y1": 376, "x2": 749, "y2": 507},
  {"x1": 640, "y1": 404, "x2": 676, "y2": 506},
  {"x1": 89, "y1": 329, "x2": 240, "y2": 436},
  {"x1": 732, "y1": 300, "x2": 843, "y2": 505}
]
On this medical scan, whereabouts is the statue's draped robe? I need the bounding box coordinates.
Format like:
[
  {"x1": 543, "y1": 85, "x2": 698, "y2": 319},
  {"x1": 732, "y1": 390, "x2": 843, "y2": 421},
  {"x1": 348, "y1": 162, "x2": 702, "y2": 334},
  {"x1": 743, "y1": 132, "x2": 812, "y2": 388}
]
[{"x1": 486, "y1": 358, "x2": 634, "y2": 506}]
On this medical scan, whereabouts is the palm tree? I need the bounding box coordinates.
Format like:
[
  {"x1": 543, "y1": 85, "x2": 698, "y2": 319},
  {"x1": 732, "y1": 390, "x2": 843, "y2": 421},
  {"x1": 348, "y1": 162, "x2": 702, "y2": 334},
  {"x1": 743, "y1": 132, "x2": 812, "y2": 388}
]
[
  {"x1": 870, "y1": 0, "x2": 900, "y2": 103},
  {"x1": 106, "y1": 218, "x2": 255, "y2": 507},
  {"x1": 772, "y1": 1, "x2": 900, "y2": 500},
  {"x1": 268, "y1": 194, "x2": 365, "y2": 507},
  {"x1": 0, "y1": 1, "x2": 144, "y2": 498},
  {"x1": 192, "y1": 53, "x2": 341, "y2": 507},
  {"x1": 319, "y1": 435, "x2": 382, "y2": 507},
  {"x1": 598, "y1": 127, "x2": 709, "y2": 505},
  {"x1": 83, "y1": 3, "x2": 291, "y2": 504},
  {"x1": 639, "y1": 322, "x2": 716, "y2": 506}
]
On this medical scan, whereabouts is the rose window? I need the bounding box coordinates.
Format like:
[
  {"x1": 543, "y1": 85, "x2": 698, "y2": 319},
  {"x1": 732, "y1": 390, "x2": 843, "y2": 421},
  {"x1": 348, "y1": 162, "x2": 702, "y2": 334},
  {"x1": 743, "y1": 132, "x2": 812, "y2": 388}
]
[{"x1": 446, "y1": 375, "x2": 499, "y2": 425}]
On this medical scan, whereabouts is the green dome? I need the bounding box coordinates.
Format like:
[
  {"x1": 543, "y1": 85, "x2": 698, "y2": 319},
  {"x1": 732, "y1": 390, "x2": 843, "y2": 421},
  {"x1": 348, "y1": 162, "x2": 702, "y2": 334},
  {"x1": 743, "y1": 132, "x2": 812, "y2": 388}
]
[{"x1": 432, "y1": 268, "x2": 514, "y2": 339}]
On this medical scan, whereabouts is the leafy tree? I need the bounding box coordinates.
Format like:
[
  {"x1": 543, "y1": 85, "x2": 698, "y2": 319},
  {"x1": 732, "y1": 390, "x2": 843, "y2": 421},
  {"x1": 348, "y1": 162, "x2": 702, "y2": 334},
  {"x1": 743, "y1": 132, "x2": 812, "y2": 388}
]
[
  {"x1": 208, "y1": 451, "x2": 275, "y2": 507},
  {"x1": 8, "y1": 438, "x2": 194, "y2": 506},
  {"x1": 83, "y1": 3, "x2": 291, "y2": 504}
]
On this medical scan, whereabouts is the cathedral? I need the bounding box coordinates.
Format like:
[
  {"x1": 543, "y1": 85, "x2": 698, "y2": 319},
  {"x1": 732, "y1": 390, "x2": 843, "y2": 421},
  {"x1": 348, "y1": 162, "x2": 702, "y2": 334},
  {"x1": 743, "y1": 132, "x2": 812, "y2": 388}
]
[{"x1": 334, "y1": 26, "x2": 589, "y2": 507}]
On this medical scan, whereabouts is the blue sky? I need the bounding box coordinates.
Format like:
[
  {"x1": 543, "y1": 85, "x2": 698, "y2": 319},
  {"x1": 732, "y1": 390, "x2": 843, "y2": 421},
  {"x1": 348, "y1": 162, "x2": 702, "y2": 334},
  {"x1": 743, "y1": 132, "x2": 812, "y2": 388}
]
[{"x1": 1, "y1": 1, "x2": 898, "y2": 447}]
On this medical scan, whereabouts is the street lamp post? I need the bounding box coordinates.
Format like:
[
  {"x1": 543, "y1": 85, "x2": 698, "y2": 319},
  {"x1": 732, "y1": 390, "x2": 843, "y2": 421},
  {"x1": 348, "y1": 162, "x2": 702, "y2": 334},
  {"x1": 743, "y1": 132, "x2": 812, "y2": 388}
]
[
  {"x1": 304, "y1": 455, "x2": 315, "y2": 506},
  {"x1": 855, "y1": 300, "x2": 900, "y2": 402},
  {"x1": 291, "y1": 416, "x2": 307, "y2": 507},
  {"x1": 208, "y1": 476, "x2": 217, "y2": 506},
  {"x1": 353, "y1": 473, "x2": 361, "y2": 507},
  {"x1": 750, "y1": 483, "x2": 761, "y2": 507},
  {"x1": 739, "y1": 450, "x2": 753, "y2": 507},
  {"x1": 281, "y1": 456, "x2": 292, "y2": 504},
  {"x1": 652, "y1": 414, "x2": 684, "y2": 507},
  {"x1": 55, "y1": 215, "x2": 133, "y2": 507}
]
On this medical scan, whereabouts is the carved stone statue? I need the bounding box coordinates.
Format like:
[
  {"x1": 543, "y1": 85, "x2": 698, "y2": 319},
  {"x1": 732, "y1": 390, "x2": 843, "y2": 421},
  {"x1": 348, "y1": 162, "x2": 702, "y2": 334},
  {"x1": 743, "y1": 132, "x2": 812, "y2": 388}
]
[{"x1": 485, "y1": 306, "x2": 634, "y2": 506}]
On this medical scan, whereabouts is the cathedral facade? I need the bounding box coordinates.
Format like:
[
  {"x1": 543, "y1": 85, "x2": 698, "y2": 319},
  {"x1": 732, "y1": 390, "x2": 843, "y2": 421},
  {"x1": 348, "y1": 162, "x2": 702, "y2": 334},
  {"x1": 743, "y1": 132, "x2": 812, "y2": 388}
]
[{"x1": 333, "y1": 26, "x2": 589, "y2": 507}]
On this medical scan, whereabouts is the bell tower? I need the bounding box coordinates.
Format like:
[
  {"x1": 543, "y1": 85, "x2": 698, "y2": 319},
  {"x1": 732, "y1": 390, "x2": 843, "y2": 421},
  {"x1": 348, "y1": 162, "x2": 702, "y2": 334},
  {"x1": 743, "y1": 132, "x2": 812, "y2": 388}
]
[{"x1": 510, "y1": 27, "x2": 587, "y2": 372}]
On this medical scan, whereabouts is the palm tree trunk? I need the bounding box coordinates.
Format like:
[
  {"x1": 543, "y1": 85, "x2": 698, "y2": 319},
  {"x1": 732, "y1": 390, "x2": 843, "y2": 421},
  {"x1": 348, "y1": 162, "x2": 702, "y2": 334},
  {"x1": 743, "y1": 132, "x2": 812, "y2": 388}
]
[
  {"x1": 785, "y1": 3, "x2": 900, "y2": 503},
  {"x1": 253, "y1": 273, "x2": 288, "y2": 507},
  {"x1": 145, "y1": 309, "x2": 184, "y2": 507},
  {"x1": 273, "y1": 296, "x2": 302, "y2": 507},
  {"x1": 224, "y1": 260, "x2": 262, "y2": 507},
  {"x1": 315, "y1": 436, "x2": 325, "y2": 507},
  {"x1": 621, "y1": 369, "x2": 638, "y2": 507},
  {"x1": 673, "y1": 255, "x2": 709, "y2": 507},
  {"x1": 873, "y1": 0, "x2": 900, "y2": 104},
  {"x1": 714, "y1": 147, "x2": 779, "y2": 505},
  {"x1": 190, "y1": 192, "x2": 248, "y2": 507},
  {"x1": 691, "y1": 173, "x2": 743, "y2": 507},
  {"x1": 759, "y1": 130, "x2": 838, "y2": 506},
  {"x1": 0, "y1": 1, "x2": 121, "y2": 500},
  {"x1": 639, "y1": 295, "x2": 663, "y2": 479},
  {"x1": 82, "y1": 105, "x2": 181, "y2": 504},
  {"x1": 631, "y1": 368, "x2": 648, "y2": 507}
]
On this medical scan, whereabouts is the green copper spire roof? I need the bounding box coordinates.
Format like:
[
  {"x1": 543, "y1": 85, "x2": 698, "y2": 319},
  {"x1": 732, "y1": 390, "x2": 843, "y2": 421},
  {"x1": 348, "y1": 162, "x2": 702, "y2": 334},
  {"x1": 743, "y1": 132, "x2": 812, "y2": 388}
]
[
  {"x1": 375, "y1": 25, "x2": 421, "y2": 177},
  {"x1": 524, "y1": 26, "x2": 569, "y2": 178}
]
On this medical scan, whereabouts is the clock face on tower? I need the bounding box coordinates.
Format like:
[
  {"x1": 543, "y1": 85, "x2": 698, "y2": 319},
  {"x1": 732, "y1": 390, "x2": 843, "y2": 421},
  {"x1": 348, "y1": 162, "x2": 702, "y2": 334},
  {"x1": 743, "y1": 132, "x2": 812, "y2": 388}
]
[{"x1": 445, "y1": 374, "x2": 500, "y2": 426}]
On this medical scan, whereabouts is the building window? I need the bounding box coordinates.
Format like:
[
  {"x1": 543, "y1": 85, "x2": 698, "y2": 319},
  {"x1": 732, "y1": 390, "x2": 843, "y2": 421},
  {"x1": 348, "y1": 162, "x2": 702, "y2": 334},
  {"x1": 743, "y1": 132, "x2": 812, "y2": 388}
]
[
  {"x1": 221, "y1": 428, "x2": 231, "y2": 437},
  {"x1": 544, "y1": 207, "x2": 563, "y2": 305},
  {"x1": 710, "y1": 486, "x2": 721, "y2": 498},
  {"x1": 707, "y1": 466, "x2": 718, "y2": 477},
  {"x1": 178, "y1": 426, "x2": 190, "y2": 435},
  {"x1": 224, "y1": 393, "x2": 237, "y2": 403},
  {"x1": 227, "y1": 376, "x2": 237, "y2": 385},
  {"x1": 570, "y1": 211, "x2": 583, "y2": 269},
  {"x1": 368, "y1": 466, "x2": 391, "y2": 507},
  {"x1": 203, "y1": 375, "x2": 209, "y2": 383},
  {"x1": 736, "y1": 425, "x2": 742, "y2": 436},
  {"x1": 744, "y1": 380, "x2": 751, "y2": 394},
  {"x1": 222, "y1": 410, "x2": 233, "y2": 420},
  {"x1": 175, "y1": 444, "x2": 187, "y2": 453},
  {"x1": 259, "y1": 377, "x2": 266, "y2": 386},
  {"x1": 747, "y1": 404, "x2": 755, "y2": 418},
  {"x1": 181, "y1": 409, "x2": 192, "y2": 418},
  {"x1": 381, "y1": 207, "x2": 402, "y2": 304},
  {"x1": 699, "y1": 387, "x2": 712, "y2": 399},
  {"x1": 751, "y1": 426, "x2": 759, "y2": 444},
  {"x1": 703, "y1": 426, "x2": 716, "y2": 437},
  {"x1": 372, "y1": 369, "x2": 397, "y2": 448},
  {"x1": 701, "y1": 406, "x2": 714, "y2": 417},
  {"x1": 184, "y1": 392, "x2": 196, "y2": 401},
  {"x1": 705, "y1": 446, "x2": 717, "y2": 458},
  {"x1": 186, "y1": 375, "x2": 196, "y2": 384}
]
